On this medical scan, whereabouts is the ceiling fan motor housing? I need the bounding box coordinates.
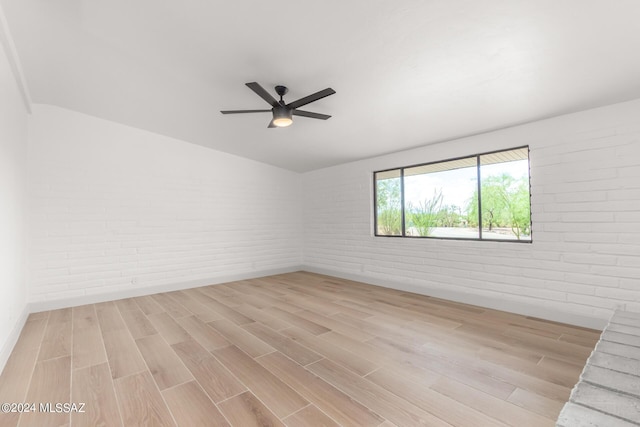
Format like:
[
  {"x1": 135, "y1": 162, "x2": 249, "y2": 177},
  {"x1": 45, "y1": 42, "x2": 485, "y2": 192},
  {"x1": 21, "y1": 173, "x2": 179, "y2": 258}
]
[{"x1": 273, "y1": 106, "x2": 293, "y2": 126}]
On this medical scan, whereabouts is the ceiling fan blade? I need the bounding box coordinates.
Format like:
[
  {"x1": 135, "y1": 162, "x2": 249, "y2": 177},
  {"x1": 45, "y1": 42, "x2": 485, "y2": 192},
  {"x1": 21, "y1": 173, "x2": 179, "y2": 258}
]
[
  {"x1": 292, "y1": 110, "x2": 331, "y2": 120},
  {"x1": 287, "y1": 88, "x2": 336, "y2": 109},
  {"x1": 246, "y1": 82, "x2": 279, "y2": 107},
  {"x1": 267, "y1": 119, "x2": 277, "y2": 128},
  {"x1": 220, "y1": 109, "x2": 272, "y2": 114}
]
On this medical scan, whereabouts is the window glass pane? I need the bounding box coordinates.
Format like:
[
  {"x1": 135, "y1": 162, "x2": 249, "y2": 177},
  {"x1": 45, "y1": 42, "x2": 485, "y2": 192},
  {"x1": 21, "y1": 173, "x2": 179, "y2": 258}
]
[
  {"x1": 404, "y1": 158, "x2": 479, "y2": 239},
  {"x1": 375, "y1": 170, "x2": 402, "y2": 236},
  {"x1": 479, "y1": 148, "x2": 531, "y2": 241}
]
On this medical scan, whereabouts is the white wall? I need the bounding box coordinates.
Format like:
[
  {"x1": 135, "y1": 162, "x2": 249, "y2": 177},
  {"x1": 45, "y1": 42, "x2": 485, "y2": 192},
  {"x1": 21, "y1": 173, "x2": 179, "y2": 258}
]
[
  {"x1": 303, "y1": 99, "x2": 640, "y2": 329},
  {"x1": 0, "y1": 28, "x2": 29, "y2": 368},
  {"x1": 28, "y1": 105, "x2": 302, "y2": 308}
]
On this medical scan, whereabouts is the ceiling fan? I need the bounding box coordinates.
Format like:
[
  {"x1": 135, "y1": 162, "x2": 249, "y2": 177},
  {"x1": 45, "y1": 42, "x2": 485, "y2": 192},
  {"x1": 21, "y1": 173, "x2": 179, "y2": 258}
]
[{"x1": 221, "y1": 82, "x2": 336, "y2": 128}]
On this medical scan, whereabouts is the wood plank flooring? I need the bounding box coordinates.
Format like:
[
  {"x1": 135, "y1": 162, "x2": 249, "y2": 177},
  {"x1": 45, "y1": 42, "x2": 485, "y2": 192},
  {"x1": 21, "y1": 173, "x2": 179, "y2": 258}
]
[{"x1": 0, "y1": 272, "x2": 600, "y2": 426}]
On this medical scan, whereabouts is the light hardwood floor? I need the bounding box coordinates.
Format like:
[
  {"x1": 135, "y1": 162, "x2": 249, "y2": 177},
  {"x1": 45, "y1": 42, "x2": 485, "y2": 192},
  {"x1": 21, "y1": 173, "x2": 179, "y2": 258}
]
[{"x1": 0, "y1": 272, "x2": 600, "y2": 426}]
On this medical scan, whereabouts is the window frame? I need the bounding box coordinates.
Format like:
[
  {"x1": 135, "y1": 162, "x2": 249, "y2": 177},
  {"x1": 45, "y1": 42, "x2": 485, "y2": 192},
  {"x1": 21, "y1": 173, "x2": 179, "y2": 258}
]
[{"x1": 373, "y1": 146, "x2": 532, "y2": 243}]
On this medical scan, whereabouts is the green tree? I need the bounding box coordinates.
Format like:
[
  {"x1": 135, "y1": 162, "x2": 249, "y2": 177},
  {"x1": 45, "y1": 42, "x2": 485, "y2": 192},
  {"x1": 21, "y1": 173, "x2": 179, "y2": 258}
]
[
  {"x1": 376, "y1": 178, "x2": 402, "y2": 235},
  {"x1": 503, "y1": 178, "x2": 531, "y2": 239},
  {"x1": 407, "y1": 189, "x2": 443, "y2": 236},
  {"x1": 437, "y1": 204, "x2": 463, "y2": 227},
  {"x1": 466, "y1": 174, "x2": 530, "y2": 239},
  {"x1": 466, "y1": 195, "x2": 479, "y2": 228}
]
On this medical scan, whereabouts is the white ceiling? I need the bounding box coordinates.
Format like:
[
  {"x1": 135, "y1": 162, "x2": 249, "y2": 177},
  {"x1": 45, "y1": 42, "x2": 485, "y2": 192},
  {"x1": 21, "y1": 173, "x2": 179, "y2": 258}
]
[{"x1": 3, "y1": 0, "x2": 640, "y2": 172}]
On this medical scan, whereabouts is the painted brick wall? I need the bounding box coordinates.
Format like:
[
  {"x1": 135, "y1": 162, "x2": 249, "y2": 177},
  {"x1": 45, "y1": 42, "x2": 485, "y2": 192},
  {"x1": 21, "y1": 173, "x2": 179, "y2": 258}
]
[
  {"x1": 0, "y1": 33, "x2": 29, "y2": 365},
  {"x1": 28, "y1": 105, "x2": 303, "y2": 304},
  {"x1": 302, "y1": 99, "x2": 640, "y2": 327}
]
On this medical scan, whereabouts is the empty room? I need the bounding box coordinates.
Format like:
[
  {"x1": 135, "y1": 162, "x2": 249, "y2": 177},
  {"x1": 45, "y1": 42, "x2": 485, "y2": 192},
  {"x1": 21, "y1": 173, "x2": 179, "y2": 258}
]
[{"x1": 1, "y1": 1, "x2": 639, "y2": 426}]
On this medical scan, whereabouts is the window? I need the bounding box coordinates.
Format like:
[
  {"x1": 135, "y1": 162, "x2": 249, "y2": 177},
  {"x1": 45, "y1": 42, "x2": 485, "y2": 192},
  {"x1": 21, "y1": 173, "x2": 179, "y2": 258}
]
[{"x1": 374, "y1": 147, "x2": 531, "y2": 241}]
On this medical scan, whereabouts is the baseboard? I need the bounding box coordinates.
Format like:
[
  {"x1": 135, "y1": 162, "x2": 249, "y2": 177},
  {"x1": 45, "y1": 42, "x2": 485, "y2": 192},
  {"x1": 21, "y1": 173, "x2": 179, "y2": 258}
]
[
  {"x1": 0, "y1": 303, "x2": 30, "y2": 375},
  {"x1": 29, "y1": 265, "x2": 304, "y2": 313},
  {"x1": 302, "y1": 265, "x2": 607, "y2": 330}
]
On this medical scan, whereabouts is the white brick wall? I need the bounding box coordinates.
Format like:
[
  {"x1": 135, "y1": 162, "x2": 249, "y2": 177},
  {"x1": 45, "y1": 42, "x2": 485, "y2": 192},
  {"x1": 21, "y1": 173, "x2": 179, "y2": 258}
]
[
  {"x1": 0, "y1": 33, "x2": 29, "y2": 367},
  {"x1": 302, "y1": 99, "x2": 640, "y2": 328},
  {"x1": 28, "y1": 105, "x2": 303, "y2": 304}
]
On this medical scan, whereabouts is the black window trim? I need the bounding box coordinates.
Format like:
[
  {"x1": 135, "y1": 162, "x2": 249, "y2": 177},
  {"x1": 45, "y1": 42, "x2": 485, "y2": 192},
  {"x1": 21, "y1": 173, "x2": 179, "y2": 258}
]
[{"x1": 373, "y1": 145, "x2": 532, "y2": 243}]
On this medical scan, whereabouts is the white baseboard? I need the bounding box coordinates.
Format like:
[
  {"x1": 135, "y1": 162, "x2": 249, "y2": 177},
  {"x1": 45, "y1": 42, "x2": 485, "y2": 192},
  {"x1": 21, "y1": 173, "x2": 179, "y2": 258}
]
[
  {"x1": 29, "y1": 265, "x2": 304, "y2": 313},
  {"x1": 301, "y1": 265, "x2": 607, "y2": 330},
  {"x1": 0, "y1": 303, "x2": 30, "y2": 376}
]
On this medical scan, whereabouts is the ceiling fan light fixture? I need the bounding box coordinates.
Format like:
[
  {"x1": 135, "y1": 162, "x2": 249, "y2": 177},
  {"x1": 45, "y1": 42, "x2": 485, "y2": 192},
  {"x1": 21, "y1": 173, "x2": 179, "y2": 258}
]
[
  {"x1": 273, "y1": 117, "x2": 293, "y2": 127},
  {"x1": 273, "y1": 108, "x2": 293, "y2": 127}
]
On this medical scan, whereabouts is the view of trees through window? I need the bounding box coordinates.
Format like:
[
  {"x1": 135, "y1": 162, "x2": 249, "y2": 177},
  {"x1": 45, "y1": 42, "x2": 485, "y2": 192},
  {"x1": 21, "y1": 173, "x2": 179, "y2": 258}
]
[
  {"x1": 375, "y1": 169, "x2": 402, "y2": 236},
  {"x1": 375, "y1": 147, "x2": 531, "y2": 241}
]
